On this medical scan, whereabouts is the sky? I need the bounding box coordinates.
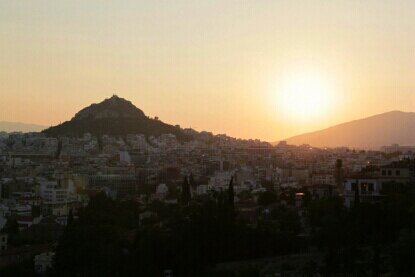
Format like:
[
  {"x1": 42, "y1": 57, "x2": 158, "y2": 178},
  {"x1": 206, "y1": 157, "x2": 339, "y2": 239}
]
[{"x1": 1, "y1": 1, "x2": 415, "y2": 142}]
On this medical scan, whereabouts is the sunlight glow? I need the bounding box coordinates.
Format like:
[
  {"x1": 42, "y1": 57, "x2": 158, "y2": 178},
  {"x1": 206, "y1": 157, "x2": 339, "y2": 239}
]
[{"x1": 278, "y1": 70, "x2": 333, "y2": 121}]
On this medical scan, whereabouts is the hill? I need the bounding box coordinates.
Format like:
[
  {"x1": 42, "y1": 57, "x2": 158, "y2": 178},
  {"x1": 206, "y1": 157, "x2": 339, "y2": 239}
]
[
  {"x1": 285, "y1": 111, "x2": 415, "y2": 149},
  {"x1": 0, "y1": 121, "x2": 46, "y2": 133},
  {"x1": 42, "y1": 95, "x2": 191, "y2": 141}
]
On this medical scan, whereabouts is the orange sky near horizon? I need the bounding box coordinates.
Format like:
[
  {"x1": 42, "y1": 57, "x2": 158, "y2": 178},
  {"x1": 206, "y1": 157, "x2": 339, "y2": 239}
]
[{"x1": 1, "y1": 1, "x2": 415, "y2": 142}]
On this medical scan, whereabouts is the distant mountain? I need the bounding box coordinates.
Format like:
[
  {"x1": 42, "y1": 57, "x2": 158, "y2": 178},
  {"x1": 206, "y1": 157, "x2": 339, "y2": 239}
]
[
  {"x1": 285, "y1": 111, "x2": 415, "y2": 149},
  {"x1": 42, "y1": 95, "x2": 191, "y2": 141},
  {"x1": 0, "y1": 121, "x2": 46, "y2": 133}
]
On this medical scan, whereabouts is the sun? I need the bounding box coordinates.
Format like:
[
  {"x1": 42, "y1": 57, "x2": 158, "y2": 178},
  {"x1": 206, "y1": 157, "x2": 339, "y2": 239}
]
[{"x1": 277, "y1": 70, "x2": 332, "y2": 120}]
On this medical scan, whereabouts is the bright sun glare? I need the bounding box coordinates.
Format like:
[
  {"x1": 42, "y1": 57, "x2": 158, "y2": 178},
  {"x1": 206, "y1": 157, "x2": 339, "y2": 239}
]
[{"x1": 278, "y1": 70, "x2": 332, "y2": 121}]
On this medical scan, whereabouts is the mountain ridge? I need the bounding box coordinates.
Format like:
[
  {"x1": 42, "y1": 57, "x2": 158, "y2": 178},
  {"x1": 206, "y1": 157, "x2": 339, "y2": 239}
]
[
  {"x1": 0, "y1": 121, "x2": 47, "y2": 133},
  {"x1": 284, "y1": 111, "x2": 415, "y2": 149}
]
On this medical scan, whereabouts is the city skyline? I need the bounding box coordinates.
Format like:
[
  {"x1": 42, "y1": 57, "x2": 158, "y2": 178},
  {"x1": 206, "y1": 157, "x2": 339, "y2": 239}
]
[
  {"x1": 1, "y1": 2, "x2": 415, "y2": 275},
  {"x1": 2, "y1": 1, "x2": 415, "y2": 141}
]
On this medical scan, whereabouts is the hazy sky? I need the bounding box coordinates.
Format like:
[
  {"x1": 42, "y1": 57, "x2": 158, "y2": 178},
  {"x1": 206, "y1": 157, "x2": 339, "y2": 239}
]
[{"x1": 1, "y1": 1, "x2": 415, "y2": 141}]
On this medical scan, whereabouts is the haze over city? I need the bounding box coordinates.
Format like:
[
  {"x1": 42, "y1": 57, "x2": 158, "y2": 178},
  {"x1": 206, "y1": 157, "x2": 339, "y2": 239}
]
[
  {"x1": 3, "y1": 1, "x2": 415, "y2": 276},
  {"x1": 2, "y1": 1, "x2": 415, "y2": 141}
]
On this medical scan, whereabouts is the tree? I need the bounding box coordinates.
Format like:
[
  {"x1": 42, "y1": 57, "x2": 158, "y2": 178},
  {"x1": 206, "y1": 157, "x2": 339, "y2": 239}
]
[
  {"x1": 257, "y1": 191, "x2": 277, "y2": 206},
  {"x1": 334, "y1": 159, "x2": 344, "y2": 191},
  {"x1": 54, "y1": 194, "x2": 137, "y2": 276},
  {"x1": 354, "y1": 181, "x2": 360, "y2": 206},
  {"x1": 391, "y1": 230, "x2": 415, "y2": 275},
  {"x1": 189, "y1": 172, "x2": 197, "y2": 189},
  {"x1": 181, "y1": 176, "x2": 191, "y2": 206},
  {"x1": 228, "y1": 177, "x2": 235, "y2": 212},
  {"x1": 67, "y1": 209, "x2": 74, "y2": 226}
]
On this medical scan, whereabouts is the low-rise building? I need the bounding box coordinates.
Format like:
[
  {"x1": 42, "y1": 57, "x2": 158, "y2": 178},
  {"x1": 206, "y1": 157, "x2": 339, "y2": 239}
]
[
  {"x1": 311, "y1": 174, "x2": 335, "y2": 186},
  {"x1": 89, "y1": 174, "x2": 137, "y2": 199},
  {"x1": 34, "y1": 251, "x2": 55, "y2": 274},
  {"x1": 343, "y1": 177, "x2": 383, "y2": 208}
]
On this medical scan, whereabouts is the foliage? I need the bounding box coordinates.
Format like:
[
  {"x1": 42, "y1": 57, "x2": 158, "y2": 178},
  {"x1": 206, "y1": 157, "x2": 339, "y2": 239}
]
[
  {"x1": 306, "y1": 181, "x2": 415, "y2": 276},
  {"x1": 0, "y1": 260, "x2": 35, "y2": 277},
  {"x1": 180, "y1": 176, "x2": 191, "y2": 206},
  {"x1": 53, "y1": 191, "x2": 304, "y2": 276},
  {"x1": 52, "y1": 178, "x2": 415, "y2": 276},
  {"x1": 257, "y1": 191, "x2": 277, "y2": 206}
]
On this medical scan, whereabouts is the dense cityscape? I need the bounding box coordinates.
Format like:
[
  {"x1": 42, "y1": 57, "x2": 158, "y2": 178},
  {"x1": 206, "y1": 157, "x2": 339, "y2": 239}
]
[
  {"x1": 0, "y1": 97, "x2": 414, "y2": 276},
  {"x1": 3, "y1": 1, "x2": 415, "y2": 276}
]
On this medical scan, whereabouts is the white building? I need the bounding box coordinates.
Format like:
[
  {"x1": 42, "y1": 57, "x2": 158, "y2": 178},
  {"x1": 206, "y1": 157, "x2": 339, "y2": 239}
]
[
  {"x1": 156, "y1": 183, "x2": 169, "y2": 198},
  {"x1": 312, "y1": 174, "x2": 335, "y2": 186},
  {"x1": 11, "y1": 204, "x2": 32, "y2": 216},
  {"x1": 343, "y1": 177, "x2": 383, "y2": 208},
  {"x1": 119, "y1": 151, "x2": 131, "y2": 164},
  {"x1": 209, "y1": 171, "x2": 234, "y2": 190},
  {"x1": 196, "y1": 184, "x2": 211, "y2": 195},
  {"x1": 0, "y1": 204, "x2": 10, "y2": 217},
  {"x1": 40, "y1": 181, "x2": 68, "y2": 205},
  {"x1": 34, "y1": 252, "x2": 55, "y2": 274}
]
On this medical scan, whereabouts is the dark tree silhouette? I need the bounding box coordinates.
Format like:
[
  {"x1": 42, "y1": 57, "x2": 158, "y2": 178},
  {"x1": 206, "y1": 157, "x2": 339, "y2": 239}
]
[
  {"x1": 181, "y1": 176, "x2": 191, "y2": 206},
  {"x1": 335, "y1": 159, "x2": 344, "y2": 192},
  {"x1": 228, "y1": 176, "x2": 234, "y2": 212},
  {"x1": 189, "y1": 172, "x2": 197, "y2": 189},
  {"x1": 257, "y1": 191, "x2": 278, "y2": 206},
  {"x1": 354, "y1": 180, "x2": 360, "y2": 206},
  {"x1": 67, "y1": 209, "x2": 74, "y2": 226}
]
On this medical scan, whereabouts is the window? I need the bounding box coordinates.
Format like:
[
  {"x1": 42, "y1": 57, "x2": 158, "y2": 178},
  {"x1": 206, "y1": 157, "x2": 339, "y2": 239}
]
[
  {"x1": 382, "y1": 170, "x2": 386, "y2": 176},
  {"x1": 396, "y1": 170, "x2": 400, "y2": 176}
]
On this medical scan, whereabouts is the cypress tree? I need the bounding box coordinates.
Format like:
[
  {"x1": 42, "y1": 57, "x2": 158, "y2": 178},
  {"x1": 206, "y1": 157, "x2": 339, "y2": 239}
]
[
  {"x1": 228, "y1": 177, "x2": 235, "y2": 212},
  {"x1": 335, "y1": 159, "x2": 344, "y2": 192},
  {"x1": 354, "y1": 180, "x2": 360, "y2": 206},
  {"x1": 181, "y1": 176, "x2": 191, "y2": 206},
  {"x1": 189, "y1": 172, "x2": 197, "y2": 189},
  {"x1": 67, "y1": 208, "x2": 74, "y2": 226}
]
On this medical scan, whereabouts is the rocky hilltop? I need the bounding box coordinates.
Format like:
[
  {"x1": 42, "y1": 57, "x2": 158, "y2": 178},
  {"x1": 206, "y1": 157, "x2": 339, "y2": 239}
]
[
  {"x1": 43, "y1": 95, "x2": 191, "y2": 141},
  {"x1": 72, "y1": 95, "x2": 146, "y2": 121}
]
